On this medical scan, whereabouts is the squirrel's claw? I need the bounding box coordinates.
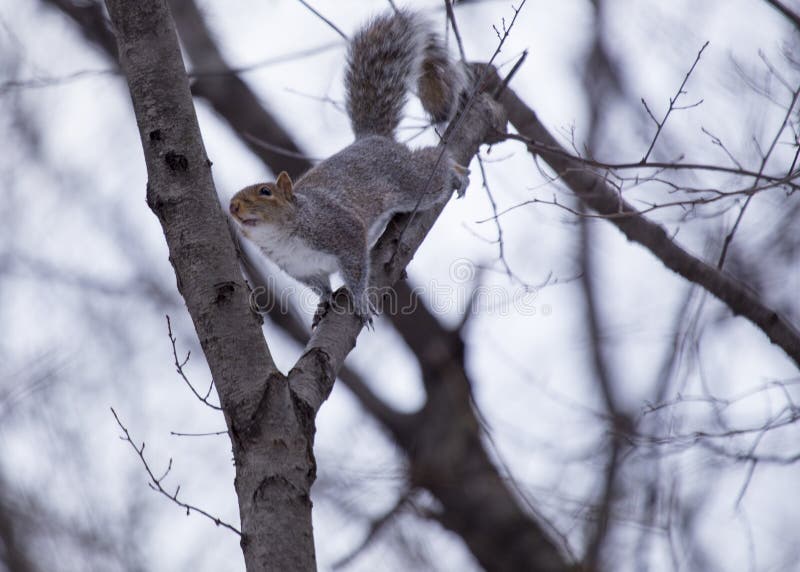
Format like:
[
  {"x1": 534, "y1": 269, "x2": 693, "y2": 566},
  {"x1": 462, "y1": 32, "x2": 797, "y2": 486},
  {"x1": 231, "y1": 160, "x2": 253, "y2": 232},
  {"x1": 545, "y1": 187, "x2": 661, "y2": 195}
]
[
  {"x1": 354, "y1": 294, "x2": 377, "y2": 331},
  {"x1": 312, "y1": 290, "x2": 335, "y2": 330},
  {"x1": 316, "y1": 288, "x2": 375, "y2": 331},
  {"x1": 360, "y1": 314, "x2": 375, "y2": 331}
]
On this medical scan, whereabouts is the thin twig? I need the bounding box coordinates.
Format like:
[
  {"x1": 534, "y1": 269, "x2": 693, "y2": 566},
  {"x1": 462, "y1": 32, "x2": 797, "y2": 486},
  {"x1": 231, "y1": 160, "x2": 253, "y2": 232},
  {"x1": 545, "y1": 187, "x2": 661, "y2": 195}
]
[
  {"x1": 444, "y1": 0, "x2": 467, "y2": 61},
  {"x1": 476, "y1": 156, "x2": 516, "y2": 280},
  {"x1": 296, "y1": 0, "x2": 347, "y2": 40},
  {"x1": 242, "y1": 132, "x2": 319, "y2": 161},
  {"x1": 391, "y1": 0, "x2": 528, "y2": 258},
  {"x1": 700, "y1": 126, "x2": 744, "y2": 169},
  {"x1": 0, "y1": 42, "x2": 343, "y2": 95},
  {"x1": 189, "y1": 41, "x2": 342, "y2": 77},
  {"x1": 110, "y1": 407, "x2": 241, "y2": 536},
  {"x1": 494, "y1": 49, "x2": 528, "y2": 98},
  {"x1": 502, "y1": 131, "x2": 800, "y2": 187},
  {"x1": 476, "y1": 170, "x2": 797, "y2": 224},
  {"x1": 166, "y1": 315, "x2": 222, "y2": 410},
  {"x1": 170, "y1": 430, "x2": 228, "y2": 437},
  {"x1": 641, "y1": 41, "x2": 710, "y2": 162},
  {"x1": 635, "y1": 405, "x2": 800, "y2": 445},
  {"x1": 717, "y1": 79, "x2": 800, "y2": 268},
  {"x1": 0, "y1": 68, "x2": 116, "y2": 95},
  {"x1": 331, "y1": 490, "x2": 412, "y2": 569}
]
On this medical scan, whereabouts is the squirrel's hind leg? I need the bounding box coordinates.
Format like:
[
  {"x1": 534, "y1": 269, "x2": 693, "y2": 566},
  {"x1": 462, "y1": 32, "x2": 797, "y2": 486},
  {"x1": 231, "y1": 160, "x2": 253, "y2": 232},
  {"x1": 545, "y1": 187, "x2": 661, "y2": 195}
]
[{"x1": 337, "y1": 245, "x2": 376, "y2": 328}]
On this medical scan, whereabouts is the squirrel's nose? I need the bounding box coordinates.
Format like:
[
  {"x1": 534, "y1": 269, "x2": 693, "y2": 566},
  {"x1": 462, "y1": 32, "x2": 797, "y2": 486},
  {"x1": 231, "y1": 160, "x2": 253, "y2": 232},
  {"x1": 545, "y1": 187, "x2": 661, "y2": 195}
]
[{"x1": 229, "y1": 200, "x2": 240, "y2": 215}]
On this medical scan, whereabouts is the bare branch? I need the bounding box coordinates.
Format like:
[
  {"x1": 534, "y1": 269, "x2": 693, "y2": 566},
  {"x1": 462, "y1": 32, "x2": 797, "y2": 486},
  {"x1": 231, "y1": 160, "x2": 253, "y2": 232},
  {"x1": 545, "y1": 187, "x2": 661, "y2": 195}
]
[
  {"x1": 110, "y1": 408, "x2": 241, "y2": 536},
  {"x1": 717, "y1": 79, "x2": 800, "y2": 268},
  {"x1": 332, "y1": 490, "x2": 412, "y2": 569},
  {"x1": 170, "y1": 430, "x2": 228, "y2": 437},
  {"x1": 295, "y1": 0, "x2": 348, "y2": 40},
  {"x1": 103, "y1": 2, "x2": 320, "y2": 568},
  {"x1": 701, "y1": 126, "x2": 744, "y2": 169},
  {"x1": 165, "y1": 316, "x2": 221, "y2": 410},
  {"x1": 501, "y1": 132, "x2": 799, "y2": 187},
  {"x1": 487, "y1": 67, "x2": 800, "y2": 368},
  {"x1": 494, "y1": 49, "x2": 528, "y2": 98},
  {"x1": 444, "y1": 0, "x2": 467, "y2": 61},
  {"x1": 641, "y1": 41, "x2": 710, "y2": 162}
]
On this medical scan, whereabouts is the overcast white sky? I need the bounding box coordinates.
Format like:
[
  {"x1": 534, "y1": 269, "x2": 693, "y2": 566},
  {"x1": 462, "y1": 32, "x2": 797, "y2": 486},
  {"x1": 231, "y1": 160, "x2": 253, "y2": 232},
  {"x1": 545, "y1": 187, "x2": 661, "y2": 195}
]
[{"x1": 1, "y1": 0, "x2": 798, "y2": 570}]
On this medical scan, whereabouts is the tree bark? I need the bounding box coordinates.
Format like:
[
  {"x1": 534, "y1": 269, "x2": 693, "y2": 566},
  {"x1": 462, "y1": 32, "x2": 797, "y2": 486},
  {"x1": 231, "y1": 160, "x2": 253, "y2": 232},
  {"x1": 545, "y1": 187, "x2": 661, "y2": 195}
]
[
  {"x1": 103, "y1": 1, "x2": 316, "y2": 569},
  {"x1": 43, "y1": 4, "x2": 571, "y2": 568},
  {"x1": 168, "y1": 0, "x2": 311, "y2": 178},
  {"x1": 385, "y1": 280, "x2": 569, "y2": 571},
  {"x1": 104, "y1": 3, "x2": 509, "y2": 571}
]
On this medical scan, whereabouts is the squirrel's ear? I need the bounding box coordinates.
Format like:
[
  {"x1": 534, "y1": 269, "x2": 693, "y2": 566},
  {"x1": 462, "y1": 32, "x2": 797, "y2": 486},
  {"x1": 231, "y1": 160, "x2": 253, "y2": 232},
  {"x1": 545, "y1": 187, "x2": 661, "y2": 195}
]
[{"x1": 275, "y1": 171, "x2": 293, "y2": 199}]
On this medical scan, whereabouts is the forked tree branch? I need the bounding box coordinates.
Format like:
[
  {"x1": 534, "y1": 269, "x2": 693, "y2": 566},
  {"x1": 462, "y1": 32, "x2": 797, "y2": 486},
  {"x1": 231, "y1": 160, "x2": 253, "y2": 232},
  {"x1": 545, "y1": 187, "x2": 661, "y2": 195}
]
[
  {"x1": 44, "y1": 4, "x2": 571, "y2": 570},
  {"x1": 103, "y1": 1, "x2": 314, "y2": 569},
  {"x1": 287, "y1": 97, "x2": 507, "y2": 410},
  {"x1": 104, "y1": 2, "x2": 511, "y2": 571}
]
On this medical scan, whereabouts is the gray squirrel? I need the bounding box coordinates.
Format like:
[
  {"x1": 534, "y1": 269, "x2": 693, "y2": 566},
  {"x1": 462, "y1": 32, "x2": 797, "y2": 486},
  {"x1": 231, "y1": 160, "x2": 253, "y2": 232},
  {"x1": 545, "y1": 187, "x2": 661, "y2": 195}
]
[{"x1": 229, "y1": 10, "x2": 493, "y2": 325}]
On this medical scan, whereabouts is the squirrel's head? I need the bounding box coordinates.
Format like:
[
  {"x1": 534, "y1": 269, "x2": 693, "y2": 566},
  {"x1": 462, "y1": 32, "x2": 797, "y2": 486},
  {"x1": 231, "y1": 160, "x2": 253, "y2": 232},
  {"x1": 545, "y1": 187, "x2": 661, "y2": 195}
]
[{"x1": 229, "y1": 171, "x2": 295, "y2": 228}]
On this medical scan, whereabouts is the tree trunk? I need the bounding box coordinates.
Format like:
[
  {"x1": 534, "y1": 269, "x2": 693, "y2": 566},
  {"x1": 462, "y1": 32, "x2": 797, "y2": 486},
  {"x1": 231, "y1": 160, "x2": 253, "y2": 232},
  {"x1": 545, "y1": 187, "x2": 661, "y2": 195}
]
[{"x1": 103, "y1": 1, "x2": 317, "y2": 569}]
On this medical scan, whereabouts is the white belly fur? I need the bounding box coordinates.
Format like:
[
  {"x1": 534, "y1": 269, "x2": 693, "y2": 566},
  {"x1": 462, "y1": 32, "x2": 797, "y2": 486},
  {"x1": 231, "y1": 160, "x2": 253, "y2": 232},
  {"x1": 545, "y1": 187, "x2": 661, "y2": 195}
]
[{"x1": 244, "y1": 223, "x2": 339, "y2": 280}]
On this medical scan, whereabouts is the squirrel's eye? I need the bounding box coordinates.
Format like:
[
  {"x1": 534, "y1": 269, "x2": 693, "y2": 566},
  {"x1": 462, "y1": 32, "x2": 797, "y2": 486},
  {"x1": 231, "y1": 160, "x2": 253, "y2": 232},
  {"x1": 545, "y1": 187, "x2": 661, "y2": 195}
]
[{"x1": 259, "y1": 186, "x2": 272, "y2": 196}]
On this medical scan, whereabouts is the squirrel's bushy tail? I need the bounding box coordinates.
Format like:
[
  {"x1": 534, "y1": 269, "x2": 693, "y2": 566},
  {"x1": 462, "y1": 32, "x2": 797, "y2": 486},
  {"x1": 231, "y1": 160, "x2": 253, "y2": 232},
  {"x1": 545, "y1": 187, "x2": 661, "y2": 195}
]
[{"x1": 345, "y1": 10, "x2": 463, "y2": 139}]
